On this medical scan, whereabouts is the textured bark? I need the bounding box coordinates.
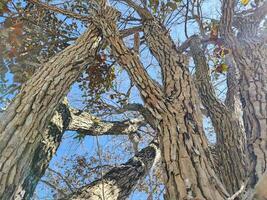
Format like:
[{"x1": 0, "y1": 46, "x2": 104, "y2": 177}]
[
  {"x1": 68, "y1": 107, "x2": 145, "y2": 136},
  {"x1": 234, "y1": 41, "x2": 267, "y2": 186},
  {"x1": 0, "y1": 25, "x2": 102, "y2": 199},
  {"x1": 93, "y1": 2, "x2": 229, "y2": 199},
  {"x1": 221, "y1": 0, "x2": 267, "y2": 189},
  {"x1": 16, "y1": 101, "x2": 71, "y2": 200},
  {"x1": 190, "y1": 37, "x2": 247, "y2": 194},
  {"x1": 66, "y1": 142, "x2": 159, "y2": 200},
  {"x1": 142, "y1": 20, "x2": 228, "y2": 200},
  {"x1": 13, "y1": 100, "x2": 145, "y2": 200}
]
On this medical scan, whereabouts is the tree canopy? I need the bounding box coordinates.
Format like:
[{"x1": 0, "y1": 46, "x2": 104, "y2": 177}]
[{"x1": 0, "y1": 0, "x2": 266, "y2": 199}]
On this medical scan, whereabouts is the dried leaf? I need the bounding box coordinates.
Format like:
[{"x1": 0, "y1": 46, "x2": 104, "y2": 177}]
[{"x1": 241, "y1": 0, "x2": 250, "y2": 6}]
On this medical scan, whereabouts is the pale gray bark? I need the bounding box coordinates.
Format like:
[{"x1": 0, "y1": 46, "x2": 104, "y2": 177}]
[
  {"x1": 221, "y1": 0, "x2": 267, "y2": 193},
  {"x1": 66, "y1": 142, "x2": 159, "y2": 200},
  {"x1": 15, "y1": 100, "x2": 145, "y2": 200}
]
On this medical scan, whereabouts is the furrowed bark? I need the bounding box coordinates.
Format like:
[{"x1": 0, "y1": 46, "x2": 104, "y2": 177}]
[
  {"x1": 190, "y1": 36, "x2": 247, "y2": 194},
  {"x1": 14, "y1": 101, "x2": 145, "y2": 199},
  {"x1": 68, "y1": 107, "x2": 145, "y2": 136},
  {"x1": 66, "y1": 142, "x2": 159, "y2": 200},
  {"x1": 0, "y1": 25, "x2": 103, "y2": 199},
  {"x1": 91, "y1": 4, "x2": 165, "y2": 121},
  {"x1": 17, "y1": 101, "x2": 71, "y2": 200},
  {"x1": 221, "y1": 0, "x2": 267, "y2": 189},
  {"x1": 94, "y1": 2, "x2": 228, "y2": 199},
  {"x1": 141, "y1": 20, "x2": 228, "y2": 200},
  {"x1": 233, "y1": 40, "x2": 267, "y2": 188}
]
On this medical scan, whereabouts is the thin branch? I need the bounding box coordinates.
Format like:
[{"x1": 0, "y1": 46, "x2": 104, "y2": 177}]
[
  {"x1": 47, "y1": 168, "x2": 75, "y2": 193},
  {"x1": 27, "y1": 0, "x2": 89, "y2": 21},
  {"x1": 40, "y1": 179, "x2": 68, "y2": 198},
  {"x1": 184, "y1": 0, "x2": 189, "y2": 39}
]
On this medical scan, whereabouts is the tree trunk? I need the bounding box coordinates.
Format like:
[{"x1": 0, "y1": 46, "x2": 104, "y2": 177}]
[
  {"x1": 157, "y1": 108, "x2": 228, "y2": 200},
  {"x1": 13, "y1": 99, "x2": 145, "y2": 199},
  {"x1": 0, "y1": 25, "x2": 102, "y2": 199},
  {"x1": 15, "y1": 101, "x2": 70, "y2": 200},
  {"x1": 190, "y1": 37, "x2": 247, "y2": 194},
  {"x1": 92, "y1": 3, "x2": 229, "y2": 199},
  {"x1": 220, "y1": 0, "x2": 267, "y2": 191},
  {"x1": 66, "y1": 142, "x2": 159, "y2": 200},
  {"x1": 234, "y1": 40, "x2": 267, "y2": 186}
]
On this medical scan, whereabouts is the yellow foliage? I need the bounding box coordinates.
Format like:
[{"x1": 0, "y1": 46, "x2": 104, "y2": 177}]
[{"x1": 241, "y1": 0, "x2": 250, "y2": 6}]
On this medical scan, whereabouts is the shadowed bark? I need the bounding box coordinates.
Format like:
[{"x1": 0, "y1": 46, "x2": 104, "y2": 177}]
[
  {"x1": 66, "y1": 142, "x2": 159, "y2": 200},
  {"x1": 190, "y1": 36, "x2": 247, "y2": 194},
  {"x1": 0, "y1": 24, "x2": 103, "y2": 199},
  {"x1": 14, "y1": 100, "x2": 145, "y2": 199}
]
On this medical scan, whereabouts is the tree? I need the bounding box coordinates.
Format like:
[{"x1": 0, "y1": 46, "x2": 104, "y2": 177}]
[{"x1": 0, "y1": 0, "x2": 266, "y2": 199}]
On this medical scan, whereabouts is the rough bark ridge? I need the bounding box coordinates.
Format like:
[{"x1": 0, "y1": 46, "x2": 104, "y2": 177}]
[
  {"x1": 93, "y1": 2, "x2": 229, "y2": 199},
  {"x1": 221, "y1": 0, "x2": 267, "y2": 188},
  {"x1": 0, "y1": 25, "x2": 102, "y2": 199},
  {"x1": 236, "y1": 39, "x2": 267, "y2": 187},
  {"x1": 12, "y1": 96, "x2": 145, "y2": 200},
  {"x1": 190, "y1": 37, "x2": 247, "y2": 194},
  {"x1": 66, "y1": 142, "x2": 158, "y2": 200},
  {"x1": 18, "y1": 101, "x2": 70, "y2": 200},
  {"x1": 142, "y1": 19, "x2": 227, "y2": 200}
]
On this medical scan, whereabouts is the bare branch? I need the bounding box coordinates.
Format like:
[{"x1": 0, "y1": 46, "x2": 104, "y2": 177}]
[
  {"x1": 40, "y1": 179, "x2": 68, "y2": 198},
  {"x1": 47, "y1": 168, "x2": 75, "y2": 192},
  {"x1": 27, "y1": 0, "x2": 89, "y2": 21},
  {"x1": 68, "y1": 106, "x2": 146, "y2": 136}
]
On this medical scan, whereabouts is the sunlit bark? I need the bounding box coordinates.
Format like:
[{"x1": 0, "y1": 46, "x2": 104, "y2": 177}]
[
  {"x1": 0, "y1": 25, "x2": 102, "y2": 199},
  {"x1": 67, "y1": 142, "x2": 159, "y2": 200}
]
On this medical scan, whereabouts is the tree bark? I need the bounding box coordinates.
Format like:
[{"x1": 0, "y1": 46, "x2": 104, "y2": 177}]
[
  {"x1": 220, "y1": 0, "x2": 267, "y2": 189},
  {"x1": 190, "y1": 36, "x2": 247, "y2": 194},
  {"x1": 66, "y1": 142, "x2": 159, "y2": 200},
  {"x1": 92, "y1": 2, "x2": 229, "y2": 199},
  {"x1": 0, "y1": 25, "x2": 102, "y2": 199},
  {"x1": 13, "y1": 100, "x2": 145, "y2": 199},
  {"x1": 234, "y1": 41, "x2": 267, "y2": 186}
]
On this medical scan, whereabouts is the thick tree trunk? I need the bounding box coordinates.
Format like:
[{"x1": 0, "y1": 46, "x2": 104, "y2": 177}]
[
  {"x1": 0, "y1": 25, "x2": 102, "y2": 199},
  {"x1": 157, "y1": 108, "x2": 228, "y2": 200},
  {"x1": 15, "y1": 101, "x2": 70, "y2": 200},
  {"x1": 13, "y1": 100, "x2": 144, "y2": 199},
  {"x1": 92, "y1": 3, "x2": 229, "y2": 199},
  {"x1": 234, "y1": 41, "x2": 267, "y2": 186},
  {"x1": 190, "y1": 37, "x2": 247, "y2": 194},
  {"x1": 66, "y1": 142, "x2": 159, "y2": 200},
  {"x1": 220, "y1": 0, "x2": 267, "y2": 192}
]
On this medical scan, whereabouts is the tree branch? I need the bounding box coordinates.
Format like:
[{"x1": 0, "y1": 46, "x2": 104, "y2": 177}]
[
  {"x1": 190, "y1": 36, "x2": 247, "y2": 194},
  {"x1": 90, "y1": 3, "x2": 165, "y2": 121},
  {"x1": 66, "y1": 142, "x2": 159, "y2": 200},
  {"x1": 16, "y1": 99, "x2": 147, "y2": 199},
  {"x1": 233, "y1": 1, "x2": 267, "y2": 38},
  {"x1": 68, "y1": 106, "x2": 145, "y2": 136},
  {"x1": 28, "y1": 0, "x2": 143, "y2": 38},
  {"x1": 27, "y1": 0, "x2": 89, "y2": 21},
  {"x1": 122, "y1": 0, "x2": 191, "y2": 99},
  {"x1": 40, "y1": 179, "x2": 68, "y2": 198}
]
